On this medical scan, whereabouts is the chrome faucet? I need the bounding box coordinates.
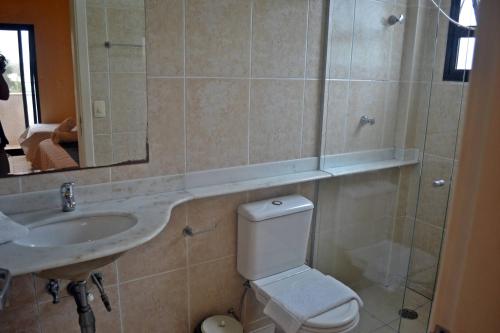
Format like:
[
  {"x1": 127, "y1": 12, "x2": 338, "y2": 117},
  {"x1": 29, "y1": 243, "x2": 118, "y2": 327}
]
[{"x1": 61, "y1": 182, "x2": 76, "y2": 212}]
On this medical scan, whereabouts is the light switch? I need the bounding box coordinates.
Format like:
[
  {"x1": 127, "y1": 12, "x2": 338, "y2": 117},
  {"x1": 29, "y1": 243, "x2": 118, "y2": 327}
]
[{"x1": 93, "y1": 100, "x2": 106, "y2": 118}]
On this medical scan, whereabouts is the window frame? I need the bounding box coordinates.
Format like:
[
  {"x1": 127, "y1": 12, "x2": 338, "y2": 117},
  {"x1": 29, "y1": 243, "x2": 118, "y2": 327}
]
[
  {"x1": 0, "y1": 23, "x2": 41, "y2": 126},
  {"x1": 443, "y1": 0, "x2": 476, "y2": 82}
]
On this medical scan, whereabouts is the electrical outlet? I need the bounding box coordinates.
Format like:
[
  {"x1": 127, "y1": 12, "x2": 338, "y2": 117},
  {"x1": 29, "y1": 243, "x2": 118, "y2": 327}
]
[{"x1": 93, "y1": 100, "x2": 106, "y2": 118}]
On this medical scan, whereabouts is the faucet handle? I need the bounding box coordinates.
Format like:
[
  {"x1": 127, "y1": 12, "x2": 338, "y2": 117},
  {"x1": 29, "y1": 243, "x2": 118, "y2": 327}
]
[{"x1": 0, "y1": 268, "x2": 12, "y2": 310}]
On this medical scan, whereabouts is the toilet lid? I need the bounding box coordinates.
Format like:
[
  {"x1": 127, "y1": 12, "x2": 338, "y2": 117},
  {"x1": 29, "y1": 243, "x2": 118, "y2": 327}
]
[
  {"x1": 304, "y1": 300, "x2": 359, "y2": 329},
  {"x1": 251, "y1": 266, "x2": 360, "y2": 330}
]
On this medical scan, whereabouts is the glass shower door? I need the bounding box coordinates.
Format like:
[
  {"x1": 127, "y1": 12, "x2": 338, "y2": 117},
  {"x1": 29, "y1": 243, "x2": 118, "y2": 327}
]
[{"x1": 314, "y1": 0, "x2": 476, "y2": 332}]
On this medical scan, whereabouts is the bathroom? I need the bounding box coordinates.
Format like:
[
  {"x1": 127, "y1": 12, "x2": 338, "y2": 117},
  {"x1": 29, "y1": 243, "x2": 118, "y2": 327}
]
[{"x1": 0, "y1": 0, "x2": 498, "y2": 332}]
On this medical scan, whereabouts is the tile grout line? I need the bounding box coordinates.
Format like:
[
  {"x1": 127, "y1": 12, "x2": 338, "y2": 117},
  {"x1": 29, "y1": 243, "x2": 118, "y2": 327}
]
[
  {"x1": 103, "y1": 6, "x2": 115, "y2": 164},
  {"x1": 247, "y1": 1, "x2": 254, "y2": 165},
  {"x1": 341, "y1": 0, "x2": 358, "y2": 153},
  {"x1": 299, "y1": 0, "x2": 311, "y2": 159},
  {"x1": 32, "y1": 273, "x2": 43, "y2": 333},
  {"x1": 185, "y1": 203, "x2": 192, "y2": 332},
  {"x1": 183, "y1": 0, "x2": 188, "y2": 174},
  {"x1": 114, "y1": 262, "x2": 124, "y2": 333}
]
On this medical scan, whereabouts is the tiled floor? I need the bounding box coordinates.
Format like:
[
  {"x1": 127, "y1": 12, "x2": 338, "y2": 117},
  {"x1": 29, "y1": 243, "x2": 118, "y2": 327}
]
[{"x1": 352, "y1": 284, "x2": 432, "y2": 333}]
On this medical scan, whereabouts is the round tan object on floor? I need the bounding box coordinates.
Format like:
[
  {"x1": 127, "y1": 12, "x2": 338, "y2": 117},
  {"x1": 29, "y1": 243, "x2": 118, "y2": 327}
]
[{"x1": 201, "y1": 315, "x2": 243, "y2": 333}]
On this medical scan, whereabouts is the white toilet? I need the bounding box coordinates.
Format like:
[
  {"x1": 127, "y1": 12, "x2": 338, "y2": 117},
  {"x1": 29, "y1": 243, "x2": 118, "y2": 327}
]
[{"x1": 237, "y1": 195, "x2": 361, "y2": 333}]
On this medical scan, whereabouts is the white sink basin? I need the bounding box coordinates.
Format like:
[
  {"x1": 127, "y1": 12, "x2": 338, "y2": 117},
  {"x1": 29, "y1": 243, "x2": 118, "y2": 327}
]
[{"x1": 14, "y1": 214, "x2": 138, "y2": 248}]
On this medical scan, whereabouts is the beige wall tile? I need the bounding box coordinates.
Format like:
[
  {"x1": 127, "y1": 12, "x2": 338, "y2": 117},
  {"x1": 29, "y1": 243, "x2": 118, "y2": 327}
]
[
  {"x1": 187, "y1": 193, "x2": 246, "y2": 265},
  {"x1": 324, "y1": 80, "x2": 349, "y2": 155},
  {"x1": 382, "y1": 82, "x2": 400, "y2": 148},
  {"x1": 301, "y1": 80, "x2": 322, "y2": 157},
  {"x1": 146, "y1": 0, "x2": 184, "y2": 76},
  {"x1": 107, "y1": 7, "x2": 146, "y2": 73},
  {"x1": 120, "y1": 269, "x2": 189, "y2": 333},
  {"x1": 0, "y1": 177, "x2": 20, "y2": 195},
  {"x1": 425, "y1": 83, "x2": 464, "y2": 159},
  {"x1": 388, "y1": 5, "x2": 408, "y2": 81},
  {"x1": 110, "y1": 73, "x2": 147, "y2": 133},
  {"x1": 107, "y1": 0, "x2": 145, "y2": 8},
  {"x1": 248, "y1": 184, "x2": 299, "y2": 202},
  {"x1": 5, "y1": 274, "x2": 36, "y2": 310},
  {"x1": 344, "y1": 81, "x2": 386, "y2": 152},
  {"x1": 306, "y1": 0, "x2": 328, "y2": 79},
  {"x1": 252, "y1": 0, "x2": 308, "y2": 78},
  {"x1": 186, "y1": 0, "x2": 251, "y2": 77},
  {"x1": 299, "y1": 181, "x2": 317, "y2": 202},
  {"x1": 38, "y1": 286, "x2": 120, "y2": 333},
  {"x1": 416, "y1": 154, "x2": 453, "y2": 227},
  {"x1": 86, "y1": 6, "x2": 108, "y2": 73},
  {"x1": 433, "y1": 7, "x2": 453, "y2": 83},
  {"x1": 110, "y1": 163, "x2": 151, "y2": 181},
  {"x1": 0, "y1": 302, "x2": 40, "y2": 333},
  {"x1": 146, "y1": 78, "x2": 186, "y2": 175},
  {"x1": 249, "y1": 79, "x2": 303, "y2": 163},
  {"x1": 186, "y1": 79, "x2": 249, "y2": 171},
  {"x1": 391, "y1": 216, "x2": 415, "y2": 247},
  {"x1": 94, "y1": 134, "x2": 113, "y2": 166},
  {"x1": 413, "y1": 219, "x2": 443, "y2": 257},
  {"x1": 112, "y1": 131, "x2": 148, "y2": 163},
  {"x1": 118, "y1": 204, "x2": 187, "y2": 281},
  {"x1": 189, "y1": 256, "x2": 244, "y2": 330},
  {"x1": 328, "y1": 0, "x2": 355, "y2": 79},
  {"x1": 403, "y1": 83, "x2": 431, "y2": 150},
  {"x1": 20, "y1": 168, "x2": 110, "y2": 193},
  {"x1": 350, "y1": 0, "x2": 393, "y2": 80}
]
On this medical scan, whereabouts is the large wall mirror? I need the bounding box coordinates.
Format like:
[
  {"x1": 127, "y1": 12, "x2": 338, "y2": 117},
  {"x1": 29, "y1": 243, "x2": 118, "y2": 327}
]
[{"x1": 0, "y1": 0, "x2": 147, "y2": 177}]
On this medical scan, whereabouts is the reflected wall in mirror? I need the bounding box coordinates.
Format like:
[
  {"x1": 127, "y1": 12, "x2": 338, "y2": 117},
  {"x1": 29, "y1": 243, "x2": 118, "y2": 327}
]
[{"x1": 0, "y1": 0, "x2": 147, "y2": 177}]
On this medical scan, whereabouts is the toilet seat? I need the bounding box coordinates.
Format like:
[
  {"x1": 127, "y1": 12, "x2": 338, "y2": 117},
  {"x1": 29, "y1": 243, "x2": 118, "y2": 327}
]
[{"x1": 250, "y1": 265, "x2": 360, "y2": 333}]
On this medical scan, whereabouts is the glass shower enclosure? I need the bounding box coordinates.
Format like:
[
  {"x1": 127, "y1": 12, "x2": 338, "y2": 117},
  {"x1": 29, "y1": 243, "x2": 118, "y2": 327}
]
[{"x1": 314, "y1": 0, "x2": 476, "y2": 332}]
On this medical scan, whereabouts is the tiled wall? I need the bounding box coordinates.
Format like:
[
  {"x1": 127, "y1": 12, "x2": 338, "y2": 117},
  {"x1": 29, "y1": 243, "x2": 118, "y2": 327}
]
[
  {"x1": 0, "y1": 0, "x2": 325, "y2": 195},
  {"x1": 322, "y1": 0, "x2": 407, "y2": 155},
  {"x1": 87, "y1": 0, "x2": 148, "y2": 165},
  {"x1": 0, "y1": 182, "x2": 316, "y2": 332},
  {"x1": 0, "y1": 0, "x2": 325, "y2": 331}
]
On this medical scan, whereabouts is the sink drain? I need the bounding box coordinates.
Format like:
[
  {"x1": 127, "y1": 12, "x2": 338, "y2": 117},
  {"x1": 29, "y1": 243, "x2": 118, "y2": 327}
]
[{"x1": 399, "y1": 308, "x2": 419, "y2": 320}]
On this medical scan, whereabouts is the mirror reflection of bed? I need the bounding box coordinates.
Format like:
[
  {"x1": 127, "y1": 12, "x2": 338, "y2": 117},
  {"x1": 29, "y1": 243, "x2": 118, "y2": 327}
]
[{"x1": 13, "y1": 119, "x2": 79, "y2": 174}]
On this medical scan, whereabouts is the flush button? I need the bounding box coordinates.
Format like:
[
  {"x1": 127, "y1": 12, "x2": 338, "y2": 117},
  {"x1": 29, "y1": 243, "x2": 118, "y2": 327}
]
[{"x1": 272, "y1": 200, "x2": 283, "y2": 206}]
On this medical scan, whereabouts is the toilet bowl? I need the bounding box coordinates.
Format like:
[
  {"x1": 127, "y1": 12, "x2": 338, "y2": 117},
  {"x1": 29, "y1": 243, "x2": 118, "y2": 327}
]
[{"x1": 237, "y1": 195, "x2": 362, "y2": 333}]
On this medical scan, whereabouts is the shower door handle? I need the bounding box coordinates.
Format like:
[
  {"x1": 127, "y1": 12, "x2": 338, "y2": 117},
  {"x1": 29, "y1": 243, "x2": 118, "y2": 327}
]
[{"x1": 432, "y1": 179, "x2": 446, "y2": 187}]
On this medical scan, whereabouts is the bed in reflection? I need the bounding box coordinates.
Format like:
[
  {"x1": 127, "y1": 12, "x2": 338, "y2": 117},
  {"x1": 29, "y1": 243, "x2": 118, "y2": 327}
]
[{"x1": 18, "y1": 119, "x2": 79, "y2": 172}]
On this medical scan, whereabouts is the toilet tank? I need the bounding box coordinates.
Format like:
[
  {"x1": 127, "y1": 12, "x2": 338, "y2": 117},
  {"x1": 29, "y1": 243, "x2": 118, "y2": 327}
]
[{"x1": 237, "y1": 195, "x2": 314, "y2": 281}]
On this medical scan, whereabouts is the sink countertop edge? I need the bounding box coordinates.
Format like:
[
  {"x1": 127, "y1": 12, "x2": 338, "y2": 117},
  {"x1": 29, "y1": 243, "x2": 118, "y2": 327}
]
[{"x1": 0, "y1": 190, "x2": 193, "y2": 276}]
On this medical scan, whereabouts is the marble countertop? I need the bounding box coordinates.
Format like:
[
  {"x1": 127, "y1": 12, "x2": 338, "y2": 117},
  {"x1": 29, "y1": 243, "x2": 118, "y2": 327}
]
[{"x1": 0, "y1": 191, "x2": 192, "y2": 276}]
